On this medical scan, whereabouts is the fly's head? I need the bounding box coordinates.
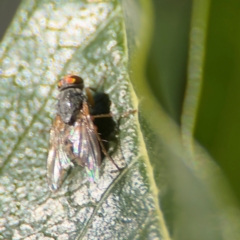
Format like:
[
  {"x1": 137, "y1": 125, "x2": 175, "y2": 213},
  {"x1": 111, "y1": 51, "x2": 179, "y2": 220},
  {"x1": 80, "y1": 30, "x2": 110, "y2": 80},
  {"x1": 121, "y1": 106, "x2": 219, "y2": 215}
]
[
  {"x1": 56, "y1": 75, "x2": 85, "y2": 124},
  {"x1": 58, "y1": 75, "x2": 84, "y2": 91}
]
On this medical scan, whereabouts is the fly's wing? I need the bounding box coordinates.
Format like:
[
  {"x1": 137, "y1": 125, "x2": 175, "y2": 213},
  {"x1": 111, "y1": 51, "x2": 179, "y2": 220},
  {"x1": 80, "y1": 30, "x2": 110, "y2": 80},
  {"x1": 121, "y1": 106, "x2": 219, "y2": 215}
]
[
  {"x1": 47, "y1": 115, "x2": 73, "y2": 192},
  {"x1": 69, "y1": 112, "x2": 101, "y2": 182}
]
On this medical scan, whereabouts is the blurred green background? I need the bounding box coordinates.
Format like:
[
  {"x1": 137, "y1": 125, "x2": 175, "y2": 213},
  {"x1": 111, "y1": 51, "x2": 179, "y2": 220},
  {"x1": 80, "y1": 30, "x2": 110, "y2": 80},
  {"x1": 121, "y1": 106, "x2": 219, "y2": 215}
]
[
  {"x1": 1, "y1": 0, "x2": 240, "y2": 205},
  {"x1": 195, "y1": 0, "x2": 240, "y2": 205},
  {"x1": 147, "y1": 0, "x2": 240, "y2": 205}
]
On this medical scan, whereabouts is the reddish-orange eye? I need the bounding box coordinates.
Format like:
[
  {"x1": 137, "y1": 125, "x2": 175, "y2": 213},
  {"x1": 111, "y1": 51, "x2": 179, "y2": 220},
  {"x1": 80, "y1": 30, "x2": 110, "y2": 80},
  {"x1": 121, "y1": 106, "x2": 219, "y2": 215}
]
[
  {"x1": 64, "y1": 75, "x2": 83, "y2": 85},
  {"x1": 66, "y1": 77, "x2": 76, "y2": 84},
  {"x1": 58, "y1": 75, "x2": 84, "y2": 90}
]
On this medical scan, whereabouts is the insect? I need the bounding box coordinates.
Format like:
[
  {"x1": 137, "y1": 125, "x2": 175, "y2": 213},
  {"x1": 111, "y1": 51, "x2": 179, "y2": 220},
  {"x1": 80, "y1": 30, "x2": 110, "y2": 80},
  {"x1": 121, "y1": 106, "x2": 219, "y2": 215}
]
[{"x1": 47, "y1": 75, "x2": 122, "y2": 192}]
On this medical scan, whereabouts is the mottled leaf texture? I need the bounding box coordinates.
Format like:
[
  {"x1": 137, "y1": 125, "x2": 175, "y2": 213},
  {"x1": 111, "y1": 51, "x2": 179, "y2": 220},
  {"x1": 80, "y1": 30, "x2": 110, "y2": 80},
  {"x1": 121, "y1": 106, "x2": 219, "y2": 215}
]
[{"x1": 0, "y1": 0, "x2": 166, "y2": 239}]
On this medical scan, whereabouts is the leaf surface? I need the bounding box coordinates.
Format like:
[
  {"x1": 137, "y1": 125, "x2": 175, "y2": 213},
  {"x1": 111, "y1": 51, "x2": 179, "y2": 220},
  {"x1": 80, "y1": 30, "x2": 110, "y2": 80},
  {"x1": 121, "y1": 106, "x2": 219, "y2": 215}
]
[{"x1": 0, "y1": 0, "x2": 167, "y2": 239}]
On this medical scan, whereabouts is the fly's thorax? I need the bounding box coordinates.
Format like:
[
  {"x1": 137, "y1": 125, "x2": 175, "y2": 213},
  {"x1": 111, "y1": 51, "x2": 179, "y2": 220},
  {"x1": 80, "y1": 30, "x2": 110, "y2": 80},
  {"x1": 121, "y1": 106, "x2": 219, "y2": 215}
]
[{"x1": 57, "y1": 87, "x2": 84, "y2": 124}]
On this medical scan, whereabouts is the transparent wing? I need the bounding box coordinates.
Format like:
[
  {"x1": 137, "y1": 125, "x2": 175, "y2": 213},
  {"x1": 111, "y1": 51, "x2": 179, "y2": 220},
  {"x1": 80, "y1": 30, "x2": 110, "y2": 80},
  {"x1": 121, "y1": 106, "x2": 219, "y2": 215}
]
[
  {"x1": 69, "y1": 104, "x2": 101, "y2": 182},
  {"x1": 47, "y1": 115, "x2": 73, "y2": 192}
]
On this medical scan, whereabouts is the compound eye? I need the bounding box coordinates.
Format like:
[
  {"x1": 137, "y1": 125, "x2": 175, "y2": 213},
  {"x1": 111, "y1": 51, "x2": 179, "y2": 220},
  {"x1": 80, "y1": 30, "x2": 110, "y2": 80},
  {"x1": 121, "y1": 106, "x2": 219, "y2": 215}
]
[
  {"x1": 57, "y1": 75, "x2": 84, "y2": 90},
  {"x1": 65, "y1": 75, "x2": 83, "y2": 85}
]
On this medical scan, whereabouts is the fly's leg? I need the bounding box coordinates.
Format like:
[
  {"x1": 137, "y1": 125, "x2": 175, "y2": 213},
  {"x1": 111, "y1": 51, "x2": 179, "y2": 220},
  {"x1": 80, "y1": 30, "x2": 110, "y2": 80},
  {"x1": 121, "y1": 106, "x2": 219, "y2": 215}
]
[
  {"x1": 92, "y1": 109, "x2": 137, "y2": 119},
  {"x1": 88, "y1": 76, "x2": 106, "y2": 92},
  {"x1": 85, "y1": 81, "x2": 137, "y2": 170},
  {"x1": 93, "y1": 126, "x2": 121, "y2": 171},
  {"x1": 93, "y1": 110, "x2": 137, "y2": 170}
]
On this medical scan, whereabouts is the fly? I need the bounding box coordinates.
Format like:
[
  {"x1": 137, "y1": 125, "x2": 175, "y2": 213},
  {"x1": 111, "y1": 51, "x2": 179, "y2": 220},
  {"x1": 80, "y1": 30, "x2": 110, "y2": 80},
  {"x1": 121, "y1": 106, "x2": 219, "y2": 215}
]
[{"x1": 47, "y1": 75, "x2": 123, "y2": 192}]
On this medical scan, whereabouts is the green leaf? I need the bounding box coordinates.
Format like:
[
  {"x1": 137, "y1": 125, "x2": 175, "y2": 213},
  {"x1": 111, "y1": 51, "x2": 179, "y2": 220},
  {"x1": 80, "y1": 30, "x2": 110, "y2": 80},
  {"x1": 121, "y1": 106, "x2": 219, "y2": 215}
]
[
  {"x1": 0, "y1": 0, "x2": 166, "y2": 239},
  {"x1": 194, "y1": 0, "x2": 240, "y2": 203},
  {"x1": 1, "y1": 0, "x2": 240, "y2": 239},
  {"x1": 123, "y1": 0, "x2": 240, "y2": 239}
]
